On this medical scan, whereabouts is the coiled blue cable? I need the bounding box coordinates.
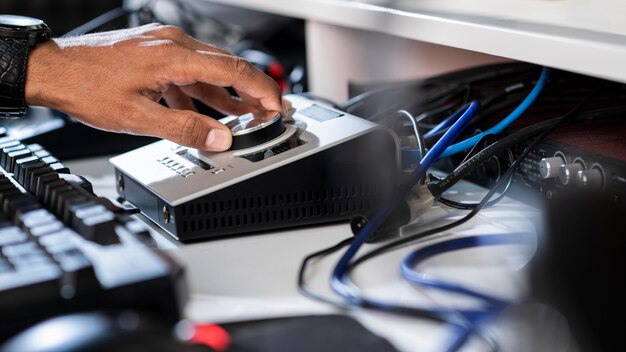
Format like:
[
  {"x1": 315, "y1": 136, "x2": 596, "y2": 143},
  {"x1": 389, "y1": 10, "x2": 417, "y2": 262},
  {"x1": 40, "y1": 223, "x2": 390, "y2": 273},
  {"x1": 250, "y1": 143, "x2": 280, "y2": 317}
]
[
  {"x1": 399, "y1": 233, "x2": 536, "y2": 352},
  {"x1": 439, "y1": 67, "x2": 550, "y2": 159},
  {"x1": 400, "y1": 233, "x2": 534, "y2": 307},
  {"x1": 330, "y1": 101, "x2": 480, "y2": 303}
]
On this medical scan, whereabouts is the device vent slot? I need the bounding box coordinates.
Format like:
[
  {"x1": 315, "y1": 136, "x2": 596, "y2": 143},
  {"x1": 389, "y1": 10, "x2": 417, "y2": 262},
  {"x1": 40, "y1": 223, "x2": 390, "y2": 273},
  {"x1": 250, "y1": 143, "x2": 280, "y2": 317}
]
[{"x1": 178, "y1": 183, "x2": 382, "y2": 236}]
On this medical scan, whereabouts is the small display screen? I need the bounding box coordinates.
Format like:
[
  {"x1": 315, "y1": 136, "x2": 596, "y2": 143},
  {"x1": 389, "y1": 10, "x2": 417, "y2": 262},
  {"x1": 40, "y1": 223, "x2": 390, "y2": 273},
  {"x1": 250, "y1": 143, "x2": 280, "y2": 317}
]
[{"x1": 299, "y1": 104, "x2": 343, "y2": 122}]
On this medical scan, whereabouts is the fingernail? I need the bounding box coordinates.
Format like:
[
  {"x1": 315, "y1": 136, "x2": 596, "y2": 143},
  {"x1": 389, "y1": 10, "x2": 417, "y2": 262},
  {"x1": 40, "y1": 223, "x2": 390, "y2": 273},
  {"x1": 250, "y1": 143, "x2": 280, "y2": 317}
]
[
  {"x1": 281, "y1": 99, "x2": 292, "y2": 116},
  {"x1": 205, "y1": 129, "x2": 232, "y2": 151}
]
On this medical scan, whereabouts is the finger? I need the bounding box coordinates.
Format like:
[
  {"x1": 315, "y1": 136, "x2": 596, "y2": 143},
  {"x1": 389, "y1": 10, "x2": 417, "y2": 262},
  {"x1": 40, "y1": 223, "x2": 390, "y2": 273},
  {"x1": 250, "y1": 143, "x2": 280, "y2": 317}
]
[
  {"x1": 142, "y1": 26, "x2": 282, "y2": 113},
  {"x1": 180, "y1": 83, "x2": 254, "y2": 116},
  {"x1": 163, "y1": 85, "x2": 197, "y2": 111},
  {"x1": 139, "y1": 100, "x2": 232, "y2": 151},
  {"x1": 167, "y1": 50, "x2": 282, "y2": 113},
  {"x1": 234, "y1": 88, "x2": 263, "y2": 111}
]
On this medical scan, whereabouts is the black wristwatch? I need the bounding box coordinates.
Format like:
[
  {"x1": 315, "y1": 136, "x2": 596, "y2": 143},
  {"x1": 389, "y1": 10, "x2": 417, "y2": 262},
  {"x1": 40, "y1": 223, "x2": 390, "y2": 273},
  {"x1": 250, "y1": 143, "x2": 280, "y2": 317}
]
[{"x1": 0, "y1": 15, "x2": 51, "y2": 117}]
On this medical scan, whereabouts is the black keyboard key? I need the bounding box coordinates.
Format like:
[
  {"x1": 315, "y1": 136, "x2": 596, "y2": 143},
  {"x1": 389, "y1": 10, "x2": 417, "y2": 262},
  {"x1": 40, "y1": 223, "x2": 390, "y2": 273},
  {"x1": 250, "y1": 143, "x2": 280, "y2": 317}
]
[
  {"x1": 35, "y1": 173, "x2": 60, "y2": 200},
  {"x1": 14, "y1": 156, "x2": 41, "y2": 185},
  {"x1": 23, "y1": 165, "x2": 50, "y2": 193},
  {"x1": 1, "y1": 192, "x2": 25, "y2": 214},
  {"x1": 0, "y1": 227, "x2": 27, "y2": 246},
  {"x1": 26, "y1": 166, "x2": 52, "y2": 193},
  {"x1": 0, "y1": 265, "x2": 62, "y2": 310},
  {"x1": 48, "y1": 185, "x2": 74, "y2": 214},
  {"x1": 28, "y1": 221, "x2": 65, "y2": 237},
  {"x1": 49, "y1": 162, "x2": 70, "y2": 174},
  {"x1": 6, "y1": 193, "x2": 41, "y2": 219},
  {"x1": 0, "y1": 180, "x2": 19, "y2": 196},
  {"x1": 33, "y1": 149, "x2": 51, "y2": 158},
  {"x1": 2, "y1": 242, "x2": 39, "y2": 257},
  {"x1": 5, "y1": 195, "x2": 41, "y2": 220},
  {"x1": 42, "y1": 179, "x2": 67, "y2": 206},
  {"x1": 0, "y1": 139, "x2": 19, "y2": 150},
  {"x1": 26, "y1": 144, "x2": 44, "y2": 152},
  {"x1": 71, "y1": 204, "x2": 119, "y2": 244},
  {"x1": 51, "y1": 188, "x2": 79, "y2": 213},
  {"x1": 7, "y1": 150, "x2": 35, "y2": 173},
  {"x1": 61, "y1": 196, "x2": 89, "y2": 224},
  {"x1": 10, "y1": 251, "x2": 53, "y2": 269},
  {"x1": 17, "y1": 209, "x2": 57, "y2": 229},
  {"x1": 60, "y1": 174, "x2": 94, "y2": 195},
  {"x1": 39, "y1": 229, "x2": 78, "y2": 253},
  {"x1": 19, "y1": 160, "x2": 46, "y2": 188},
  {"x1": 0, "y1": 183, "x2": 21, "y2": 197},
  {"x1": 41, "y1": 156, "x2": 59, "y2": 165},
  {"x1": 81, "y1": 212, "x2": 118, "y2": 245},
  {"x1": 52, "y1": 248, "x2": 89, "y2": 268},
  {"x1": 1, "y1": 144, "x2": 26, "y2": 168}
]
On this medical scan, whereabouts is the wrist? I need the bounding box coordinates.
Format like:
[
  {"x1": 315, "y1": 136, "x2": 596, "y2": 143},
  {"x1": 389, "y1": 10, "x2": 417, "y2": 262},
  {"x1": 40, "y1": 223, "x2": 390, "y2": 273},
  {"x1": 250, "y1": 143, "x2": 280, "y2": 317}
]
[{"x1": 25, "y1": 40, "x2": 64, "y2": 109}]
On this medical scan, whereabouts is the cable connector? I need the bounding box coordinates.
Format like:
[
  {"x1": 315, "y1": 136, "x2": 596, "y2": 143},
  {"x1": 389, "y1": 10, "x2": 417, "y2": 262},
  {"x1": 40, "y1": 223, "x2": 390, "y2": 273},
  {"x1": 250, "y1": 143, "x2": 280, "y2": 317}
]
[
  {"x1": 350, "y1": 185, "x2": 435, "y2": 243},
  {"x1": 406, "y1": 184, "x2": 435, "y2": 220}
]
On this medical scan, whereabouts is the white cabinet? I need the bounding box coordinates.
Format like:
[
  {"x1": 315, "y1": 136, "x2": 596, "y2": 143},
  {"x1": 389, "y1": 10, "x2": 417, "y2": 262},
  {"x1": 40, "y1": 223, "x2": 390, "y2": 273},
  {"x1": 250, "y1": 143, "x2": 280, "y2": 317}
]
[{"x1": 199, "y1": 0, "x2": 626, "y2": 100}]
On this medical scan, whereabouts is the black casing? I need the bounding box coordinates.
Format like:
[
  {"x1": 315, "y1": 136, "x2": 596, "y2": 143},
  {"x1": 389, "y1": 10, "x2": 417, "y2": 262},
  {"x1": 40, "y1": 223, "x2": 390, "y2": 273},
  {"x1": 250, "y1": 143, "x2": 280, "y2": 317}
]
[{"x1": 116, "y1": 128, "x2": 400, "y2": 242}]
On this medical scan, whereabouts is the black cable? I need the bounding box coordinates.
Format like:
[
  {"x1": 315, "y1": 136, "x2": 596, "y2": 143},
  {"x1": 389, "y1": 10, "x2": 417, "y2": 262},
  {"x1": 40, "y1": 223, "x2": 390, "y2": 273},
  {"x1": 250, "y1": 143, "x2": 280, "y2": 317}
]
[
  {"x1": 428, "y1": 102, "x2": 622, "y2": 198},
  {"x1": 346, "y1": 85, "x2": 599, "y2": 281},
  {"x1": 366, "y1": 84, "x2": 465, "y2": 122},
  {"x1": 342, "y1": 62, "x2": 535, "y2": 112},
  {"x1": 429, "y1": 119, "x2": 553, "y2": 197},
  {"x1": 63, "y1": 6, "x2": 129, "y2": 37},
  {"x1": 436, "y1": 174, "x2": 513, "y2": 210},
  {"x1": 297, "y1": 237, "x2": 355, "y2": 307},
  {"x1": 434, "y1": 133, "x2": 515, "y2": 210}
]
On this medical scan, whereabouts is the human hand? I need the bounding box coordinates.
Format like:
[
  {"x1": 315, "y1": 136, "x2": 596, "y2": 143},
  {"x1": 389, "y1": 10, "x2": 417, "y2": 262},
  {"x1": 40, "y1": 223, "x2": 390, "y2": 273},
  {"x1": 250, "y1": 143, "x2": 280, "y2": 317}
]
[{"x1": 25, "y1": 23, "x2": 285, "y2": 151}]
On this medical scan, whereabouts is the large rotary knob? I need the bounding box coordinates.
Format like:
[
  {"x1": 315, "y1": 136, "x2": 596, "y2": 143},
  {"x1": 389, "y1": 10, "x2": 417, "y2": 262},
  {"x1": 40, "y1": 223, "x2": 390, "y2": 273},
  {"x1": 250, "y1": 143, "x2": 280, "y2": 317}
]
[{"x1": 221, "y1": 110, "x2": 286, "y2": 150}]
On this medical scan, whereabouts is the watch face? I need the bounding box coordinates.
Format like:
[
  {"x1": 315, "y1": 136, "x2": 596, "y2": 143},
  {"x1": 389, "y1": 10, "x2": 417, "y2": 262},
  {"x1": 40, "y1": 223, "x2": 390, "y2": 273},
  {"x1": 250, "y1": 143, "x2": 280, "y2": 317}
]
[{"x1": 0, "y1": 14, "x2": 45, "y2": 28}]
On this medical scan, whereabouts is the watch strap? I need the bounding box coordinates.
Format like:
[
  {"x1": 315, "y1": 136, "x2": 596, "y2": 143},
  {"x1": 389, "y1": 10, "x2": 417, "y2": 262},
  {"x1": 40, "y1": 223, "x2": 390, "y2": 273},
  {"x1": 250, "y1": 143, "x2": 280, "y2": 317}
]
[{"x1": 0, "y1": 37, "x2": 29, "y2": 117}]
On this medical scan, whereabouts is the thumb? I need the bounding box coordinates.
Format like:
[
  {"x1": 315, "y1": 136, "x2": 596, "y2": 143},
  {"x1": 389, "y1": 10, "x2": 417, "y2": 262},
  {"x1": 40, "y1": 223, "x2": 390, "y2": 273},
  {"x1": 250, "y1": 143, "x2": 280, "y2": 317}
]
[{"x1": 148, "y1": 103, "x2": 232, "y2": 151}]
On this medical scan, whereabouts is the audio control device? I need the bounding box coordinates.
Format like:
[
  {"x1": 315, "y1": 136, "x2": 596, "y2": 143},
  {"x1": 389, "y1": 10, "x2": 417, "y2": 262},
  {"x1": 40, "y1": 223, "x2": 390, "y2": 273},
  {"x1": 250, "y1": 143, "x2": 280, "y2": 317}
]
[
  {"x1": 513, "y1": 118, "x2": 626, "y2": 204},
  {"x1": 110, "y1": 95, "x2": 401, "y2": 241}
]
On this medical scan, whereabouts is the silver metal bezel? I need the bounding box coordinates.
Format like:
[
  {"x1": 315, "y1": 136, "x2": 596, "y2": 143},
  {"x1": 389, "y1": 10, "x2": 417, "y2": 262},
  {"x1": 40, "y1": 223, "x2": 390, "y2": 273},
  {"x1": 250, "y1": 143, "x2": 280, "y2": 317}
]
[{"x1": 221, "y1": 111, "x2": 282, "y2": 136}]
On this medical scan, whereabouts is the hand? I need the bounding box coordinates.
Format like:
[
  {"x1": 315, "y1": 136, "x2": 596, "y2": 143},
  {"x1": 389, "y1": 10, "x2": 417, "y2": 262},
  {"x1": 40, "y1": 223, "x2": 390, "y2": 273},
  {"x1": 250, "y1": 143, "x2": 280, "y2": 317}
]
[{"x1": 25, "y1": 23, "x2": 285, "y2": 151}]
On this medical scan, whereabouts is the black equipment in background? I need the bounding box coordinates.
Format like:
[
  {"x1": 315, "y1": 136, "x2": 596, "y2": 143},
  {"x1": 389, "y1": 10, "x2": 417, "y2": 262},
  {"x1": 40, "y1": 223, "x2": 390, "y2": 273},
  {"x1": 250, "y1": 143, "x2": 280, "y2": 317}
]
[{"x1": 531, "y1": 190, "x2": 626, "y2": 352}]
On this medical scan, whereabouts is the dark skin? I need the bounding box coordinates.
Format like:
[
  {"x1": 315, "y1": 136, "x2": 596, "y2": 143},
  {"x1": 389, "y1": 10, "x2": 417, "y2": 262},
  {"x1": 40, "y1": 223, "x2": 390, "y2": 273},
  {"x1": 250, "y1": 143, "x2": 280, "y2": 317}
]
[{"x1": 25, "y1": 23, "x2": 287, "y2": 151}]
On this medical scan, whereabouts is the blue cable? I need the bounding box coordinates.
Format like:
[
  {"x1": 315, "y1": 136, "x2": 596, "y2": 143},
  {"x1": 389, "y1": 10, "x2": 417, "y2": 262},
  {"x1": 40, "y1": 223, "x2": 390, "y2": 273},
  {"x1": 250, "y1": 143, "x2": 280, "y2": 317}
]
[
  {"x1": 439, "y1": 67, "x2": 550, "y2": 159},
  {"x1": 330, "y1": 101, "x2": 480, "y2": 303},
  {"x1": 398, "y1": 233, "x2": 535, "y2": 352},
  {"x1": 423, "y1": 103, "x2": 471, "y2": 139},
  {"x1": 402, "y1": 103, "x2": 480, "y2": 167},
  {"x1": 400, "y1": 233, "x2": 534, "y2": 307}
]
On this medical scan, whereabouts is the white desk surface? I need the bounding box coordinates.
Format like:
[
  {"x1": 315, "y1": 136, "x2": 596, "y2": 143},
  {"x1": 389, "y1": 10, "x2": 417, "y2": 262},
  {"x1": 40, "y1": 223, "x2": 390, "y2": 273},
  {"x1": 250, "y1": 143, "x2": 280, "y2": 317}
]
[{"x1": 65, "y1": 155, "x2": 576, "y2": 352}]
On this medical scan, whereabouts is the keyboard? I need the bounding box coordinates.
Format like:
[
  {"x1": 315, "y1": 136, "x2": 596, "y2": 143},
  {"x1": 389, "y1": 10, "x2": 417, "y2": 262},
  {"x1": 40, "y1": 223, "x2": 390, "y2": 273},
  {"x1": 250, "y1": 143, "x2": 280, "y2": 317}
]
[{"x1": 0, "y1": 128, "x2": 186, "y2": 340}]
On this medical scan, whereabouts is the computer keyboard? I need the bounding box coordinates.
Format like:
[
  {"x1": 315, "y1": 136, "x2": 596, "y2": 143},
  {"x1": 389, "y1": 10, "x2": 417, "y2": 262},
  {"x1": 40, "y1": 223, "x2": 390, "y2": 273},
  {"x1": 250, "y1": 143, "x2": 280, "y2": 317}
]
[{"x1": 0, "y1": 128, "x2": 186, "y2": 340}]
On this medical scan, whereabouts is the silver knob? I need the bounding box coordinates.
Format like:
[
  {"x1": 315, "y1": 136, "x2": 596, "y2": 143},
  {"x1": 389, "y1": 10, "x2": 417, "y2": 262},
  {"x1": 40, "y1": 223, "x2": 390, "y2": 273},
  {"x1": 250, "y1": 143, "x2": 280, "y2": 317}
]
[
  {"x1": 576, "y1": 168, "x2": 604, "y2": 188},
  {"x1": 559, "y1": 163, "x2": 584, "y2": 185},
  {"x1": 539, "y1": 156, "x2": 565, "y2": 179}
]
